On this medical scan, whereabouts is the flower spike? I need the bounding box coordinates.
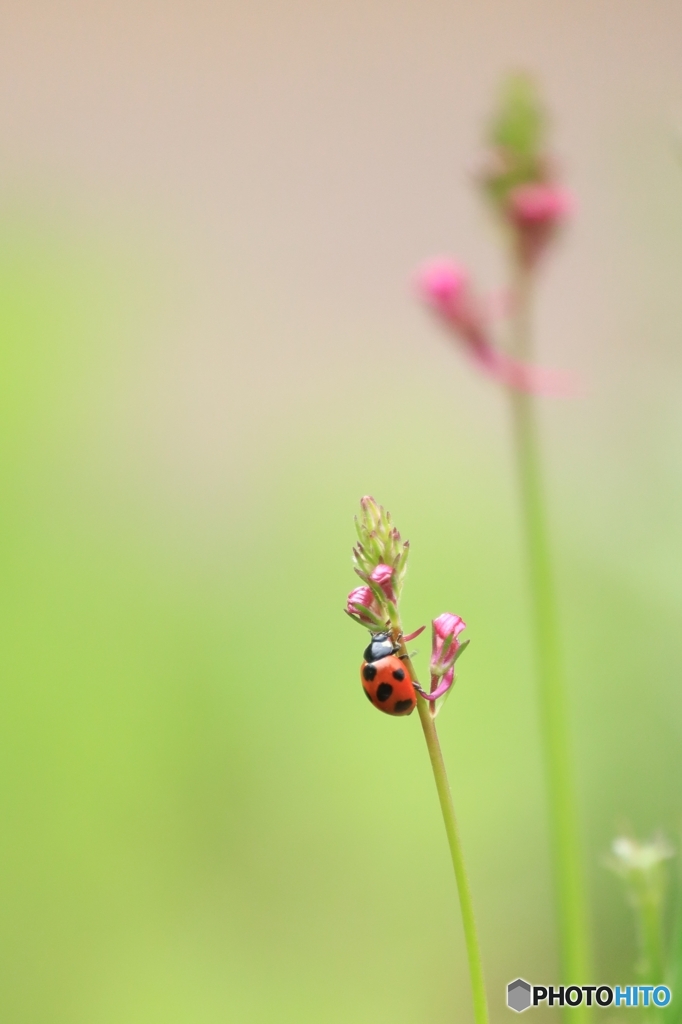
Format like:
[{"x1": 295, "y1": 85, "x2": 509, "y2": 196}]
[
  {"x1": 352, "y1": 497, "x2": 410, "y2": 628},
  {"x1": 477, "y1": 74, "x2": 574, "y2": 269}
]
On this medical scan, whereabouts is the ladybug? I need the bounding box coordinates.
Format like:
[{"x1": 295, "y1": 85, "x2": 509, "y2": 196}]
[{"x1": 361, "y1": 632, "x2": 416, "y2": 716}]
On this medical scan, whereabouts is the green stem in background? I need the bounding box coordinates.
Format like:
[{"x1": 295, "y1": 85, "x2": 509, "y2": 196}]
[
  {"x1": 636, "y1": 890, "x2": 665, "y2": 988},
  {"x1": 398, "y1": 640, "x2": 489, "y2": 1024},
  {"x1": 663, "y1": 835, "x2": 682, "y2": 1024},
  {"x1": 608, "y1": 834, "x2": 674, "y2": 1018},
  {"x1": 508, "y1": 264, "x2": 591, "y2": 1010},
  {"x1": 630, "y1": 864, "x2": 667, "y2": 1024}
]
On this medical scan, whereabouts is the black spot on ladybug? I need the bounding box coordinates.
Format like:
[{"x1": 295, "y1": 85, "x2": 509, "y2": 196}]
[
  {"x1": 363, "y1": 664, "x2": 377, "y2": 682},
  {"x1": 363, "y1": 688, "x2": 374, "y2": 702},
  {"x1": 394, "y1": 698, "x2": 413, "y2": 713},
  {"x1": 392, "y1": 668, "x2": 405, "y2": 681},
  {"x1": 376, "y1": 682, "x2": 393, "y2": 702}
]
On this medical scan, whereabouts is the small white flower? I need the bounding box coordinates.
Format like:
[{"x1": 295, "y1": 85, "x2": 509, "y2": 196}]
[{"x1": 609, "y1": 835, "x2": 674, "y2": 876}]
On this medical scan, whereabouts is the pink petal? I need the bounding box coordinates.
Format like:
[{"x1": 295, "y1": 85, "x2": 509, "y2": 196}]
[
  {"x1": 421, "y1": 671, "x2": 455, "y2": 702},
  {"x1": 369, "y1": 563, "x2": 397, "y2": 603},
  {"x1": 415, "y1": 259, "x2": 469, "y2": 314},
  {"x1": 346, "y1": 585, "x2": 381, "y2": 624},
  {"x1": 346, "y1": 585, "x2": 373, "y2": 611},
  {"x1": 433, "y1": 613, "x2": 466, "y2": 641},
  {"x1": 470, "y1": 342, "x2": 579, "y2": 397},
  {"x1": 369, "y1": 564, "x2": 394, "y2": 587},
  {"x1": 509, "y1": 184, "x2": 574, "y2": 224}
]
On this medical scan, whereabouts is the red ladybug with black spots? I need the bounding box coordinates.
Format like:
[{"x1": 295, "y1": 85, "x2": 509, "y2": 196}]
[{"x1": 361, "y1": 632, "x2": 416, "y2": 716}]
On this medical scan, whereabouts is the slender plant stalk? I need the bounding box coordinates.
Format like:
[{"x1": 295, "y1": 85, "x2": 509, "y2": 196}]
[
  {"x1": 633, "y1": 881, "x2": 665, "y2": 1024},
  {"x1": 636, "y1": 892, "x2": 665, "y2": 987},
  {"x1": 663, "y1": 837, "x2": 682, "y2": 1024},
  {"x1": 398, "y1": 640, "x2": 489, "y2": 1024},
  {"x1": 508, "y1": 263, "x2": 591, "y2": 1011}
]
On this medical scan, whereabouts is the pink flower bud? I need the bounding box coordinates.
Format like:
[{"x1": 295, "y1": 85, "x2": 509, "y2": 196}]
[
  {"x1": 359, "y1": 495, "x2": 381, "y2": 528},
  {"x1": 506, "y1": 184, "x2": 573, "y2": 268},
  {"x1": 433, "y1": 612, "x2": 467, "y2": 642},
  {"x1": 346, "y1": 585, "x2": 381, "y2": 625},
  {"x1": 508, "y1": 183, "x2": 573, "y2": 225},
  {"x1": 416, "y1": 260, "x2": 468, "y2": 313},
  {"x1": 369, "y1": 563, "x2": 396, "y2": 604},
  {"x1": 347, "y1": 585, "x2": 372, "y2": 610},
  {"x1": 415, "y1": 260, "x2": 484, "y2": 341},
  {"x1": 430, "y1": 612, "x2": 467, "y2": 695}
]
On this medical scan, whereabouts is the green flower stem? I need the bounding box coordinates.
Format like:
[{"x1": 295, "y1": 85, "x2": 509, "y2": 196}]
[
  {"x1": 397, "y1": 640, "x2": 489, "y2": 1024},
  {"x1": 637, "y1": 891, "x2": 665, "y2": 987},
  {"x1": 663, "y1": 844, "x2": 682, "y2": 1024},
  {"x1": 633, "y1": 880, "x2": 666, "y2": 1024},
  {"x1": 508, "y1": 264, "x2": 591, "y2": 1012}
]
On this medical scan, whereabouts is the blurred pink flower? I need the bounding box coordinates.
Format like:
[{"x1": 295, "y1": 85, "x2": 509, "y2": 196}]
[
  {"x1": 506, "y1": 183, "x2": 574, "y2": 267},
  {"x1": 416, "y1": 260, "x2": 484, "y2": 341},
  {"x1": 416, "y1": 258, "x2": 576, "y2": 396},
  {"x1": 508, "y1": 183, "x2": 573, "y2": 224}
]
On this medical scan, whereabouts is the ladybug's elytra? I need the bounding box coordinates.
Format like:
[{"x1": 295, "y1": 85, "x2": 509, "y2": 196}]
[{"x1": 361, "y1": 632, "x2": 416, "y2": 717}]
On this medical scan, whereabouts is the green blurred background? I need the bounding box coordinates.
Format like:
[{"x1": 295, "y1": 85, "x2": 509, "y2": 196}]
[{"x1": 2, "y1": 2, "x2": 682, "y2": 1021}]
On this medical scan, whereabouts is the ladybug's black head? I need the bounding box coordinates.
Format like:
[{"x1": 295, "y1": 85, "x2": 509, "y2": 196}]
[{"x1": 364, "y1": 631, "x2": 396, "y2": 663}]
